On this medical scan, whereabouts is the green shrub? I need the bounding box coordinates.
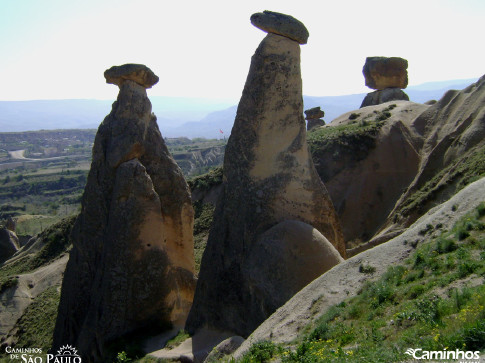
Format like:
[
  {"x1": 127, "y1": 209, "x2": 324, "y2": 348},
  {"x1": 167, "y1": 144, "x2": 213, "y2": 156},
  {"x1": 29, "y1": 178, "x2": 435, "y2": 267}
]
[
  {"x1": 368, "y1": 281, "x2": 395, "y2": 308},
  {"x1": 309, "y1": 322, "x2": 330, "y2": 341},
  {"x1": 435, "y1": 237, "x2": 457, "y2": 254},
  {"x1": 415, "y1": 295, "x2": 442, "y2": 324},
  {"x1": 359, "y1": 264, "x2": 376, "y2": 274},
  {"x1": 243, "y1": 341, "x2": 277, "y2": 363},
  {"x1": 408, "y1": 284, "x2": 425, "y2": 299},
  {"x1": 457, "y1": 261, "x2": 478, "y2": 278},
  {"x1": 477, "y1": 202, "x2": 485, "y2": 218}
]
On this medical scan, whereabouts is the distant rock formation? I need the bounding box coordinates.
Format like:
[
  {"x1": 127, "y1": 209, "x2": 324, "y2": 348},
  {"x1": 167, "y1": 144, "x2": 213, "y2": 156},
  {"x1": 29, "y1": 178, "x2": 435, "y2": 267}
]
[
  {"x1": 361, "y1": 57, "x2": 409, "y2": 107},
  {"x1": 0, "y1": 227, "x2": 19, "y2": 263},
  {"x1": 53, "y1": 64, "x2": 196, "y2": 361},
  {"x1": 305, "y1": 106, "x2": 325, "y2": 131},
  {"x1": 186, "y1": 11, "x2": 345, "y2": 338}
]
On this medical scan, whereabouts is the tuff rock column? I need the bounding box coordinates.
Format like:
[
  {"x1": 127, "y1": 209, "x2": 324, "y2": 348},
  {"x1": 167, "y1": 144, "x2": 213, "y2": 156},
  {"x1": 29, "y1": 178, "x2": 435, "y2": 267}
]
[
  {"x1": 305, "y1": 106, "x2": 326, "y2": 131},
  {"x1": 186, "y1": 11, "x2": 345, "y2": 338},
  {"x1": 52, "y1": 64, "x2": 196, "y2": 361}
]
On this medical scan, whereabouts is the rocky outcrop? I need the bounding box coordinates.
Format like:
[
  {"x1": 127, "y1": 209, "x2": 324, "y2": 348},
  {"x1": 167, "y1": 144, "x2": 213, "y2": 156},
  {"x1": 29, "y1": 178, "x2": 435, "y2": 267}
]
[
  {"x1": 186, "y1": 12, "x2": 345, "y2": 338},
  {"x1": 363, "y1": 57, "x2": 408, "y2": 90},
  {"x1": 311, "y1": 76, "x2": 485, "y2": 249},
  {"x1": 360, "y1": 88, "x2": 409, "y2": 107},
  {"x1": 318, "y1": 101, "x2": 428, "y2": 244},
  {"x1": 361, "y1": 57, "x2": 409, "y2": 108},
  {"x1": 233, "y1": 177, "x2": 485, "y2": 358},
  {"x1": 250, "y1": 10, "x2": 309, "y2": 44},
  {"x1": 0, "y1": 228, "x2": 19, "y2": 263},
  {"x1": 305, "y1": 106, "x2": 325, "y2": 131},
  {"x1": 378, "y1": 75, "x2": 485, "y2": 238},
  {"x1": 53, "y1": 64, "x2": 195, "y2": 361}
]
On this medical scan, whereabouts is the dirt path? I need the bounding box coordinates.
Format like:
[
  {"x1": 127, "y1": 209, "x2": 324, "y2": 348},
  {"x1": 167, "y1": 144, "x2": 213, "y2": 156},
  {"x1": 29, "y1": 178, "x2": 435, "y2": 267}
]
[{"x1": 8, "y1": 149, "x2": 27, "y2": 159}]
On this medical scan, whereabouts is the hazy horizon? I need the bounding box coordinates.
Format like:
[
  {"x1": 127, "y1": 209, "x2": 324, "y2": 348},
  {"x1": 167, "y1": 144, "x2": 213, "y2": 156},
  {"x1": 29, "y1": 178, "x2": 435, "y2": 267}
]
[{"x1": 1, "y1": 0, "x2": 484, "y2": 101}]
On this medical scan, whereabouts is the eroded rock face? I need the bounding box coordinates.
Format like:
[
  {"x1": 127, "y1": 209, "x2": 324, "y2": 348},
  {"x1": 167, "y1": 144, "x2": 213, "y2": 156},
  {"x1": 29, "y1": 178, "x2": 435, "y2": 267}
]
[
  {"x1": 186, "y1": 26, "x2": 345, "y2": 338},
  {"x1": 360, "y1": 88, "x2": 409, "y2": 108},
  {"x1": 381, "y1": 75, "x2": 485, "y2": 234},
  {"x1": 0, "y1": 228, "x2": 19, "y2": 263},
  {"x1": 53, "y1": 65, "x2": 195, "y2": 361},
  {"x1": 363, "y1": 57, "x2": 408, "y2": 90},
  {"x1": 250, "y1": 10, "x2": 309, "y2": 44}
]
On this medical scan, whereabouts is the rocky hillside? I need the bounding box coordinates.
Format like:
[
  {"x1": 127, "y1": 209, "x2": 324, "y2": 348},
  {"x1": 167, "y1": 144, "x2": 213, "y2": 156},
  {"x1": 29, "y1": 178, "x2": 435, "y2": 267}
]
[{"x1": 233, "y1": 177, "x2": 485, "y2": 361}]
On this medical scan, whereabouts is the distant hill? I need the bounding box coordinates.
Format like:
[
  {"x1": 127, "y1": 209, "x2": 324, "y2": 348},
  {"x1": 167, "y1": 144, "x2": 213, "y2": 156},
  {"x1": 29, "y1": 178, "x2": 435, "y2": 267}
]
[{"x1": 0, "y1": 79, "x2": 477, "y2": 137}]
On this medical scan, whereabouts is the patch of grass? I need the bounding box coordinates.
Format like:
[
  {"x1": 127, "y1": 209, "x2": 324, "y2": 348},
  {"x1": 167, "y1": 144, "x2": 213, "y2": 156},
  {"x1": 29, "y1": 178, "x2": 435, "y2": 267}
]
[
  {"x1": 164, "y1": 329, "x2": 190, "y2": 350},
  {"x1": 14, "y1": 286, "x2": 60, "y2": 351},
  {"x1": 188, "y1": 167, "x2": 223, "y2": 193},
  {"x1": 192, "y1": 201, "x2": 215, "y2": 274}
]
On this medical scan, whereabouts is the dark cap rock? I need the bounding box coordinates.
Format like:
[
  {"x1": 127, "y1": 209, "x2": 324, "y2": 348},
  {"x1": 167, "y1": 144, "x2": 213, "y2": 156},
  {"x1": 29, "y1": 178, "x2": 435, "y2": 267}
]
[
  {"x1": 250, "y1": 10, "x2": 309, "y2": 44},
  {"x1": 304, "y1": 107, "x2": 324, "y2": 120},
  {"x1": 363, "y1": 57, "x2": 408, "y2": 90},
  {"x1": 104, "y1": 63, "x2": 159, "y2": 88}
]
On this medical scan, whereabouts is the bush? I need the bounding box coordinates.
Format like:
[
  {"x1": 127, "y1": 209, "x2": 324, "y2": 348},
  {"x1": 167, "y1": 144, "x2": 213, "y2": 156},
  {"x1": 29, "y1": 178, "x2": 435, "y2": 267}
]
[
  {"x1": 477, "y1": 202, "x2": 485, "y2": 218},
  {"x1": 435, "y1": 237, "x2": 457, "y2": 254},
  {"x1": 309, "y1": 322, "x2": 330, "y2": 341},
  {"x1": 359, "y1": 264, "x2": 376, "y2": 274},
  {"x1": 244, "y1": 341, "x2": 277, "y2": 363},
  {"x1": 408, "y1": 285, "x2": 425, "y2": 299}
]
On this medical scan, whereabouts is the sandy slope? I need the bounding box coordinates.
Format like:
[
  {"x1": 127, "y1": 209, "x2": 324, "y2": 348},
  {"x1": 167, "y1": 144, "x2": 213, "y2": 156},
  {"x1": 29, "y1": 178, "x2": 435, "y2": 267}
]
[{"x1": 233, "y1": 177, "x2": 485, "y2": 359}]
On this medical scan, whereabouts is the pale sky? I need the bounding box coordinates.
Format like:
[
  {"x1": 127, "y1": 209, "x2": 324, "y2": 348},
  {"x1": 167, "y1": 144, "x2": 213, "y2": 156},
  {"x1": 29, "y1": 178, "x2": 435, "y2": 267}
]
[{"x1": 0, "y1": 0, "x2": 484, "y2": 101}]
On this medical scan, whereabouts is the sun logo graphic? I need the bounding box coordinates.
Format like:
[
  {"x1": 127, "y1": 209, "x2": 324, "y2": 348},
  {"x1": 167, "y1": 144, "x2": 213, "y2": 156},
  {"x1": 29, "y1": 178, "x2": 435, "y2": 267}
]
[{"x1": 47, "y1": 345, "x2": 82, "y2": 363}]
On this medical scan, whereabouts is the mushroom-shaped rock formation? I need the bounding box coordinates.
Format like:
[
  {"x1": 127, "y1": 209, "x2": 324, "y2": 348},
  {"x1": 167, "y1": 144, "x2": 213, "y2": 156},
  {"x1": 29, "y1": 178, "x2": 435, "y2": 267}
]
[
  {"x1": 104, "y1": 63, "x2": 159, "y2": 88},
  {"x1": 250, "y1": 10, "x2": 309, "y2": 44},
  {"x1": 53, "y1": 64, "x2": 195, "y2": 362},
  {"x1": 186, "y1": 12, "x2": 345, "y2": 338},
  {"x1": 361, "y1": 57, "x2": 409, "y2": 107},
  {"x1": 305, "y1": 106, "x2": 326, "y2": 131}
]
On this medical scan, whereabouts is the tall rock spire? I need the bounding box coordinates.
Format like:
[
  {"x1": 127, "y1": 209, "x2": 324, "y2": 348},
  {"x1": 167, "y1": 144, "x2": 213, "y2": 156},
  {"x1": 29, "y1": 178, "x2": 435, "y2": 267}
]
[
  {"x1": 186, "y1": 11, "x2": 345, "y2": 338},
  {"x1": 52, "y1": 64, "x2": 196, "y2": 361}
]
